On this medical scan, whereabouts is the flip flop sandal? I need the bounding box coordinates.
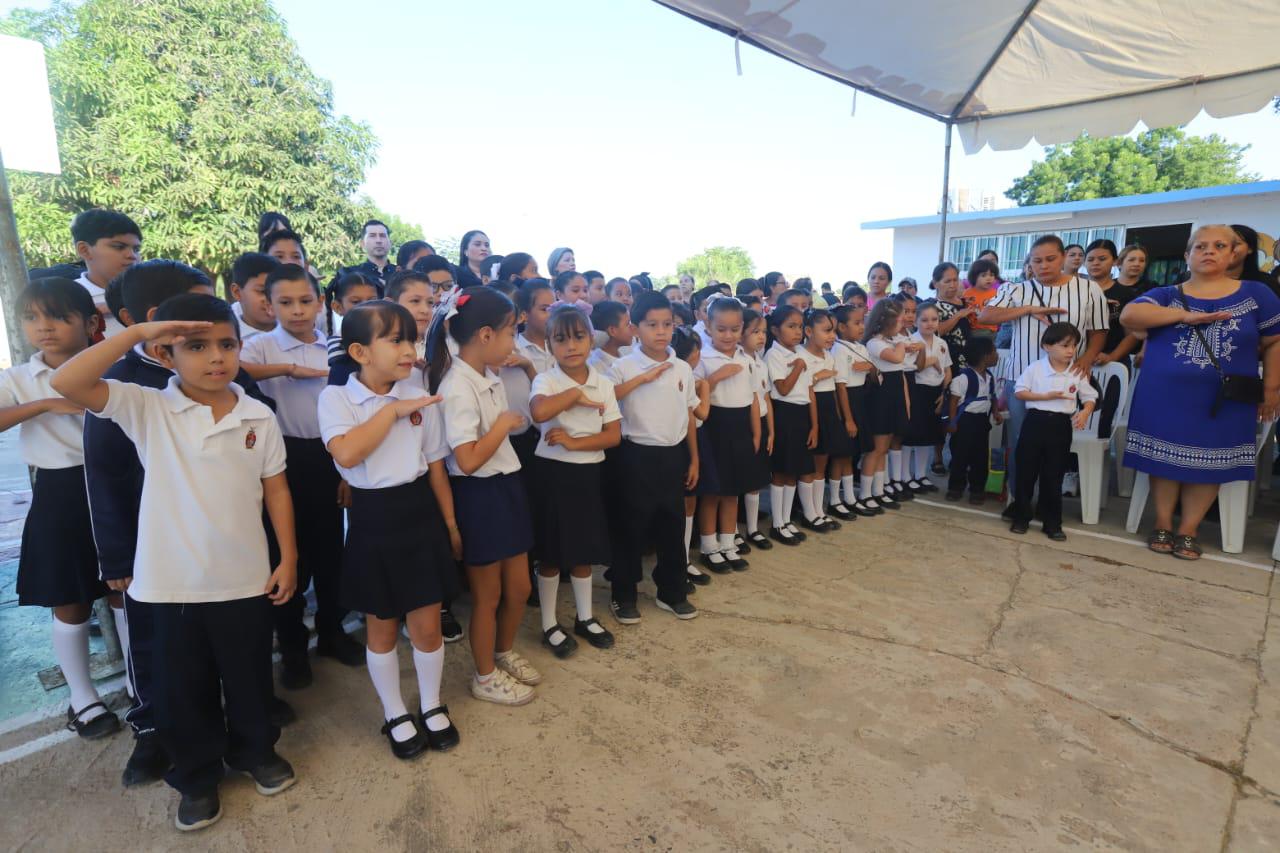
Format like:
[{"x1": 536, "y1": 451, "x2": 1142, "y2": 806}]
[
  {"x1": 1172, "y1": 535, "x2": 1203, "y2": 561},
  {"x1": 1147, "y1": 528, "x2": 1175, "y2": 554}
]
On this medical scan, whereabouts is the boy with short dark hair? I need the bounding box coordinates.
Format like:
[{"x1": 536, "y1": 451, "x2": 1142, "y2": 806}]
[
  {"x1": 229, "y1": 252, "x2": 281, "y2": 339},
  {"x1": 54, "y1": 293, "x2": 300, "y2": 833},
  {"x1": 71, "y1": 208, "x2": 142, "y2": 338},
  {"x1": 605, "y1": 292, "x2": 700, "y2": 622},
  {"x1": 588, "y1": 300, "x2": 632, "y2": 375},
  {"x1": 945, "y1": 336, "x2": 1001, "y2": 504}
]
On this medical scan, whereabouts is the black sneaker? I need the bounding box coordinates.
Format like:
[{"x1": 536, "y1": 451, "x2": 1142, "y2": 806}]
[
  {"x1": 1044, "y1": 528, "x2": 1067, "y2": 542},
  {"x1": 541, "y1": 625, "x2": 578, "y2": 659},
  {"x1": 231, "y1": 752, "x2": 296, "y2": 796},
  {"x1": 279, "y1": 651, "x2": 312, "y2": 690},
  {"x1": 175, "y1": 790, "x2": 221, "y2": 832},
  {"x1": 1010, "y1": 520, "x2": 1030, "y2": 535},
  {"x1": 441, "y1": 609, "x2": 464, "y2": 644},
  {"x1": 945, "y1": 490, "x2": 963, "y2": 501},
  {"x1": 574, "y1": 618, "x2": 616, "y2": 649},
  {"x1": 269, "y1": 696, "x2": 297, "y2": 728},
  {"x1": 122, "y1": 731, "x2": 171, "y2": 787},
  {"x1": 686, "y1": 565, "x2": 711, "y2": 586},
  {"x1": 655, "y1": 597, "x2": 698, "y2": 620},
  {"x1": 65, "y1": 702, "x2": 120, "y2": 740},
  {"x1": 610, "y1": 600, "x2": 641, "y2": 625},
  {"x1": 316, "y1": 631, "x2": 364, "y2": 667}
]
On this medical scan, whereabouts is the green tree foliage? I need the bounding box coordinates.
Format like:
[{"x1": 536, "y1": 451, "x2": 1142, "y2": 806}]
[
  {"x1": 1, "y1": 0, "x2": 386, "y2": 279},
  {"x1": 1006, "y1": 128, "x2": 1257, "y2": 207},
  {"x1": 676, "y1": 246, "x2": 754, "y2": 285}
]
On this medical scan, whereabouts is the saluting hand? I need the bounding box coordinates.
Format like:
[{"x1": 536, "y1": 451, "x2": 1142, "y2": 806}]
[{"x1": 392, "y1": 395, "x2": 442, "y2": 418}]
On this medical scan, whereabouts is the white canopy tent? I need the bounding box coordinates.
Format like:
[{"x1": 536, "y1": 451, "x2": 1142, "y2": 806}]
[{"x1": 651, "y1": 0, "x2": 1280, "y2": 258}]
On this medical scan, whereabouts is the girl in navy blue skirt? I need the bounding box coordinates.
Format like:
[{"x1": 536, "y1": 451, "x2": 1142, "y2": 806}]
[
  {"x1": 429, "y1": 287, "x2": 540, "y2": 707},
  {"x1": 740, "y1": 309, "x2": 774, "y2": 549},
  {"x1": 764, "y1": 305, "x2": 814, "y2": 545},
  {"x1": 2, "y1": 279, "x2": 119, "y2": 740},
  {"x1": 799, "y1": 308, "x2": 849, "y2": 529},
  {"x1": 861, "y1": 299, "x2": 912, "y2": 511}
]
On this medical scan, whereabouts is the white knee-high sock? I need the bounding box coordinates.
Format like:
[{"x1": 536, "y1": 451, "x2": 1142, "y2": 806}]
[
  {"x1": 570, "y1": 575, "x2": 596, "y2": 624},
  {"x1": 860, "y1": 474, "x2": 875, "y2": 501},
  {"x1": 684, "y1": 514, "x2": 694, "y2": 563},
  {"x1": 367, "y1": 647, "x2": 414, "y2": 741},
  {"x1": 873, "y1": 470, "x2": 887, "y2": 496},
  {"x1": 412, "y1": 644, "x2": 448, "y2": 729},
  {"x1": 843, "y1": 475, "x2": 857, "y2": 505},
  {"x1": 718, "y1": 532, "x2": 739, "y2": 559},
  {"x1": 744, "y1": 492, "x2": 761, "y2": 534},
  {"x1": 798, "y1": 481, "x2": 818, "y2": 521},
  {"x1": 783, "y1": 485, "x2": 797, "y2": 523},
  {"x1": 769, "y1": 485, "x2": 787, "y2": 531},
  {"x1": 914, "y1": 448, "x2": 931, "y2": 480},
  {"x1": 827, "y1": 479, "x2": 842, "y2": 504},
  {"x1": 700, "y1": 533, "x2": 720, "y2": 556},
  {"x1": 537, "y1": 575, "x2": 560, "y2": 632},
  {"x1": 887, "y1": 450, "x2": 902, "y2": 482},
  {"x1": 52, "y1": 618, "x2": 104, "y2": 721},
  {"x1": 111, "y1": 604, "x2": 133, "y2": 699}
]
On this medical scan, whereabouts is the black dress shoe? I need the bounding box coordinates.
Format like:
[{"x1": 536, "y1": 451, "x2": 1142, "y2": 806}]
[
  {"x1": 799, "y1": 516, "x2": 832, "y2": 533},
  {"x1": 686, "y1": 565, "x2": 711, "y2": 586},
  {"x1": 726, "y1": 554, "x2": 749, "y2": 571},
  {"x1": 828, "y1": 502, "x2": 854, "y2": 520},
  {"x1": 784, "y1": 524, "x2": 808, "y2": 541},
  {"x1": 1010, "y1": 520, "x2": 1030, "y2": 534},
  {"x1": 746, "y1": 531, "x2": 773, "y2": 549},
  {"x1": 698, "y1": 552, "x2": 733, "y2": 574},
  {"x1": 541, "y1": 625, "x2": 578, "y2": 659},
  {"x1": 574, "y1": 617, "x2": 616, "y2": 649},
  {"x1": 66, "y1": 703, "x2": 120, "y2": 740},
  {"x1": 269, "y1": 696, "x2": 297, "y2": 728},
  {"x1": 878, "y1": 494, "x2": 901, "y2": 510},
  {"x1": 175, "y1": 790, "x2": 221, "y2": 832},
  {"x1": 122, "y1": 731, "x2": 171, "y2": 787},
  {"x1": 852, "y1": 499, "x2": 882, "y2": 517},
  {"x1": 892, "y1": 483, "x2": 915, "y2": 501},
  {"x1": 380, "y1": 715, "x2": 428, "y2": 760},
  {"x1": 420, "y1": 705, "x2": 461, "y2": 751},
  {"x1": 820, "y1": 515, "x2": 843, "y2": 531},
  {"x1": 768, "y1": 527, "x2": 801, "y2": 546},
  {"x1": 1044, "y1": 528, "x2": 1067, "y2": 542},
  {"x1": 279, "y1": 651, "x2": 312, "y2": 690},
  {"x1": 733, "y1": 534, "x2": 751, "y2": 555},
  {"x1": 316, "y1": 631, "x2": 365, "y2": 667}
]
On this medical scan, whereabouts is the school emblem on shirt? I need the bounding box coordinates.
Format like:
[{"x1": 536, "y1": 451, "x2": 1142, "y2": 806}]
[
  {"x1": 678, "y1": 380, "x2": 684, "y2": 392},
  {"x1": 245, "y1": 427, "x2": 257, "y2": 450},
  {"x1": 1068, "y1": 385, "x2": 1077, "y2": 394},
  {"x1": 409, "y1": 411, "x2": 423, "y2": 426}
]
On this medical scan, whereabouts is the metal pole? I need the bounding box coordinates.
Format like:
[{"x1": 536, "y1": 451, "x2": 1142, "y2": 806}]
[
  {"x1": 938, "y1": 121, "x2": 953, "y2": 263},
  {"x1": 0, "y1": 147, "x2": 34, "y2": 367}
]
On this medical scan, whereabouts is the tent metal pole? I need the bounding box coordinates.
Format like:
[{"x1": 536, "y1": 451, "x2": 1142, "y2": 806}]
[{"x1": 938, "y1": 122, "x2": 953, "y2": 263}]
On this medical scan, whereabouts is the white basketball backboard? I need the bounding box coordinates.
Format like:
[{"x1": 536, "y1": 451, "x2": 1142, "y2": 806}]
[{"x1": 0, "y1": 34, "x2": 61, "y2": 175}]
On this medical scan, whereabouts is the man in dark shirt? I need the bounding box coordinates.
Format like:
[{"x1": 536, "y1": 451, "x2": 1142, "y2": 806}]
[{"x1": 329, "y1": 219, "x2": 397, "y2": 293}]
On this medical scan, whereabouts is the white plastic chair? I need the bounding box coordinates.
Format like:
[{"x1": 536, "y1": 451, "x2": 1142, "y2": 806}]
[
  {"x1": 1125, "y1": 419, "x2": 1277, "y2": 554},
  {"x1": 1114, "y1": 366, "x2": 1140, "y2": 497},
  {"x1": 1071, "y1": 362, "x2": 1128, "y2": 525}
]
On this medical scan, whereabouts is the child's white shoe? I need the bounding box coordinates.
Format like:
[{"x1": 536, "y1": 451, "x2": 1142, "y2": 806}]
[
  {"x1": 470, "y1": 670, "x2": 535, "y2": 706},
  {"x1": 495, "y1": 650, "x2": 542, "y2": 685}
]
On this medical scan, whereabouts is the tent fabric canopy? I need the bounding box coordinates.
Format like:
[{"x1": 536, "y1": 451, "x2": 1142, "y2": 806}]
[{"x1": 652, "y1": 0, "x2": 1280, "y2": 153}]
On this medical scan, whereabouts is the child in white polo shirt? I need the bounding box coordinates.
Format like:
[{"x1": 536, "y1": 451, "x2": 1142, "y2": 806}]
[
  {"x1": 318, "y1": 301, "x2": 461, "y2": 760},
  {"x1": 529, "y1": 305, "x2": 622, "y2": 658},
  {"x1": 1009, "y1": 322, "x2": 1098, "y2": 541},
  {"x1": 606, "y1": 291, "x2": 701, "y2": 623},
  {"x1": 53, "y1": 293, "x2": 299, "y2": 833},
  {"x1": 241, "y1": 264, "x2": 362, "y2": 686}
]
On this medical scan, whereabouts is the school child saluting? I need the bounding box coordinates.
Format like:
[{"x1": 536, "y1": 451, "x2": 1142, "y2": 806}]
[
  {"x1": 529, "y1": 306, "x2": 622, "y2": 657},
  {"x1": 830, "y1": 304, "x2": 878, "y2": 516},
  {"x1": 764, "y1": 304, "x2": 813, "y2": 544},
  {"x1": 53, "y1": 293, "x2": 300, "y2": 833},
  {"x1": 318, "y1": 301, "x2": 462, "y2": 759}
]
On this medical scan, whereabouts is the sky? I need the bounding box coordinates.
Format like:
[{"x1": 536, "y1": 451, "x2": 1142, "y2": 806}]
[{"x1": 5, "y1": 0, "x2": 1280, "y2": 284}]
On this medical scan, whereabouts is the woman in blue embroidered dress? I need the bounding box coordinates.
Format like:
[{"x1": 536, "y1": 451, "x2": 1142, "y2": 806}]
[{"x1": 1121, "y1": 225, "x2": 1280, "y2": 560}]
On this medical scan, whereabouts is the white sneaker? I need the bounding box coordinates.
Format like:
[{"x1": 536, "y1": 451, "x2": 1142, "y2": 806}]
[
  {"x1": 1062, "y1": 472, "x2": 1079, "y2": 496},
  {"x1": 495, "y1": 650, "x2": 542, "y2": 685},
  {"x1": 470, "y1": 670, "x2": 535, "y2": 706}
]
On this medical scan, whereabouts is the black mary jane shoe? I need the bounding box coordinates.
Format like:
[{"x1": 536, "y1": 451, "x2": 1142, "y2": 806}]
[
  {"x1": 827, "y1": 502, "x2": 854, "y2": 520},
  {"x1": 784, "y1": 524, "x2": 808, "y2": 541},
  {"x1": 878, "y1": 494, "x2": 901, "y2": 510},
  {"x1": 917, "y1": 480, "x2": 940, "y2": 494},
  {"x1": 542, "y1": 625, "x2": 579, "y2": 659},
  {"x1": 733, "y1": 534, "x2": 751, "y2": 555},
  {"x1": 799, "y1": 515, "x2": 833, "y2": 533},
  {"x1": 725, "y1": 553, "x2": 749, "y2": 571},
  {"x1": 746, "y1": 530, "x2": 773, "y2": 550},
  {"x1": 820, "y1": 515, "x2": 842, "y2": 531},
  {"x1": 66, "y1": 702, "x2": 120, "y2": 741},
  {"x1": 852, "y1": 499, "x2": 881, "y2": 517},
  {"x1": 574, "y1": 618, "x2": 616, "y2": 649},
  {"x1": 686, "y1": 565, "x2": 712, "y2": 586},
  {"x1": 892, "y1": 482, "x2": 916, "y2": 501},
  {"x1": 381, "y1": 715, "x2": 429, "y2": 760},
  {"x1": 420, "y1": 705, "x2": 461, "y2": 751},
  {"x1": 699, "y1": 551, "x2": 733, "y2": 574},
  {"x1": 768, "y1": 527, "x2": 801, "y2": 546}
]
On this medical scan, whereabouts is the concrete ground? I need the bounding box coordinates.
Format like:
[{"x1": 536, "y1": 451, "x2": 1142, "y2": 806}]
[{"x1": 2, "y1": 481, "x2": 1280, "y2": 852}]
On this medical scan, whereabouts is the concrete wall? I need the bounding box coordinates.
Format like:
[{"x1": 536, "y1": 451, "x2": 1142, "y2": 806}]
[{"x1": 884, "y1": 192, "x2": 1280, "y2": 284}]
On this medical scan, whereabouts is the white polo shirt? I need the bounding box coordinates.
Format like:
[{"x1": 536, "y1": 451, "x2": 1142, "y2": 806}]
[
  {"x1": 0, "y1": 353, "x2": 85, "y2": 468},
  {"x1": 440, "y1": 357, "x2": 522, "y2": 477},
  {"x1": 530, "y1": 364, "x2": 621, "y2": 464},
  {"x1": 240, "y1": 325, "x2": 329, "y2": 439},
  {"x1": 832, "y1": 340, "x2": 872, "y2": 389},
  {"x1": 231, "y1": 302, "x2": 269, "y2": 341},
  {"x1": 765, "y1": 342, "x2": 811, "y2": 405},
  {"x1": 891, "y1": 334, "x2": 918, "y2": 373},
  {"x1": 866, "y1": 337, "x2": 905, "y2": 374},
  {"x1": 910, "y1": 332, "x2": 952, "y2": 387},
  {"x1": 608, "y1": 347, "x2": 697, "y2": 447},
  {"x1": 748, "y1": 351, "x2": 770, "y2": 416},
  {"x1": 95, "y1": 377, "x2": 286, "y2": 603},
  {"x1": 499, "y1": 333, "x2": 554, "y2": 436},
  {"x1": 587, "y1": 348, "x2": 617, "y2": 376},
  {"x1": 696, "y1": 343, "x2": 755, "y2": 408},
  {"x1": 950, "y1": 369, "x2": 993, "y2": 415},
  {"x1": 1015, "y1": 357, "x2": 1100, "y2": 414},
  {"x1": 76, "y1": 273, "x2": 126, "y2": 338},
  {"x1": 799, "y1": 346, "x2": 836, "y2": 393},
  {"x1": 317, "y1": 371, "x2": 448, "y2": 489}
]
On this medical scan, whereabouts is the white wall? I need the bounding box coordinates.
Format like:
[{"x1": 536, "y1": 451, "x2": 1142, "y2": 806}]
[{"x1": 885, "y1": 191, "x2": 1280, "y2": 284}]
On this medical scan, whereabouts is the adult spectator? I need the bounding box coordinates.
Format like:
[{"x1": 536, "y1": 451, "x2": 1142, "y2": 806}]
[
  {"x1": 1063, "y1": 244, "x2": 1085, "y2": 276},
  {"x1": 397, "y1": 240, "x2": 434, "y2": 272},
  {"x1": 678, "y1": 273, "x2": 695, "y2": 302},
  {"x1": 1229, "y1": 225, "x2": 1279, "y2": 296},
  {"x1": 978, "y1": 234, "x2": 1108, "y2": 493},
  {"x1": 866, "y1": 263, "x2": 892, "y2": 308},
  {"x1": 759, "y1": 271, "x2": 787, "y2": 308},
  {"x1": 1121, "y1": 224, "x2": 1280, "y2": 560},
  {"x1": 548, "y1": 248, "x2": 576, "y2": 276},
  {"x1": 1116, "y1": 244, "x2": 1151, "y2": 291},
  {"x1": 1084, "y1": 239, "x2": 1142, "y2": 368},
  {"x1": 457, "y1": 230, "x2": 491, "y2": 288},
  {"x1": 927, "y1": 262, "x2": 972, "y2": 368},
  {"x1": 736, "y1": 278, "x2": 764, "y2": 302},
  {"x1": 898, "y1": 277, "x2": 918, "y2": 299}
]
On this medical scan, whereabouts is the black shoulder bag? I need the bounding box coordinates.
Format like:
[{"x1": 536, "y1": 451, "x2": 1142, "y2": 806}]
[{"x1": 1177, "y1": 286, "x2": 1262, "y2": 417}]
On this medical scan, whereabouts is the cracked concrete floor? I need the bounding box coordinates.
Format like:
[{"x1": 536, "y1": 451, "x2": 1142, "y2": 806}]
[{"x1": 2, "y1": 499, "x2": 1279, "y2": 851}]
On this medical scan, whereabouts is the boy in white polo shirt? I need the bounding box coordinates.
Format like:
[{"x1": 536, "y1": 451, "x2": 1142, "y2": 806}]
[
  {"x1": 53, "y1": 293, "x2": 300, "y2": 833},
  {"x1": 1009, "y1": 321, "x2": 1097, "y2": 541},
  {"x1": 606, "y1": 291, "x2": 701, "y2": 623}
]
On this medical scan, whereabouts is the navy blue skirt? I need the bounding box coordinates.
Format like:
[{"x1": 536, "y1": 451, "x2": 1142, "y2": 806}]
[
  {"x1": 905, "y1": 381, "x2": 946, "y2": 446},
  {"x1": 17, "y1": 466, "x2": 105, "y2": 607},
  {"x1": 871, "y1": 372, "x2": 910, "y2": 437},
  {"x1": 742, "y1": 414, "x2": 772, "y2": 494},
  {"x1": 770, "y1": 400, "x2": 815, "y2": 477},
  {"x1": 451, "y1": 472, "x2": 534, "y2": 565},
  {"x1": 701, "y1": 405, "x2": 756, "y2": 496},
  {"x1": 847, "y1": 383, "x2": 876, "y2": 454},
  {"x1": 531, "y1": 457, "x2": 611, "y2": 568},
  {"x1": 813, "y1": 390, "x2": 853, "y2": 457}
]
